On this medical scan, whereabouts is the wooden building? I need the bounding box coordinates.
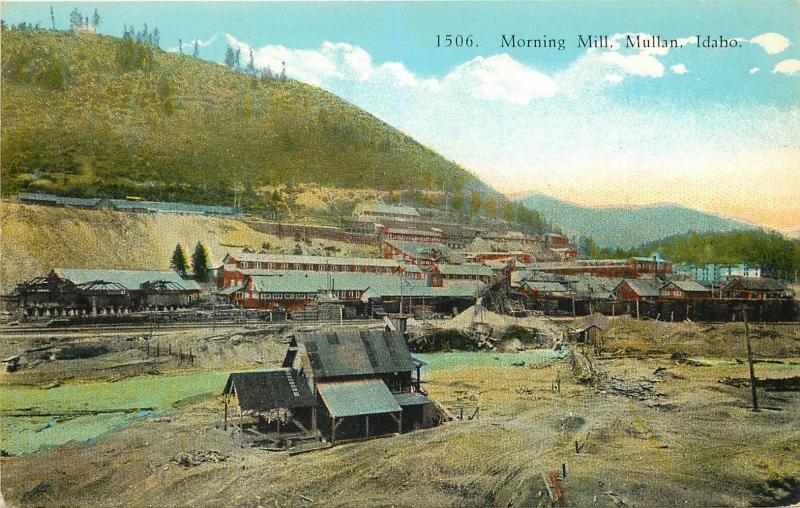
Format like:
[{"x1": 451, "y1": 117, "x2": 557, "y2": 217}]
[
  {"x1": 377, "y1": 225, "x2": 448, "y2": 244},
  {"x1": 659, "y1": 280, "x2": 711, "y2": 299},
  {"x1": 222, "y1": 369, "x2": 318, "y2": 446},
  {"x1": 431, "y1": 264, "x2": 495, "y2": 286},
  {"x1": 520, "y1": 281, "x2": 570, "y2": 299},
  {"x1": 465, "y1": 251, "x2": 533, "y2": 264},
  {"x1": 219, "y1": 253, "x2": 412, "y2": 288},
  {"x1": 10, "y1": 268, "x2": 201, "y2": 317},
  {"x1": 613, "y1": 279, "x2": 661, "y2": 301},
  {"x1": 719, "y1": 277, "x2": 788, "y2": 300},
  {"x1": 383, "y1": 240, "x2": 450, "y2": 267},
  {"x1": 278, "y1": 330, "x2": 441, "y2": 445}
]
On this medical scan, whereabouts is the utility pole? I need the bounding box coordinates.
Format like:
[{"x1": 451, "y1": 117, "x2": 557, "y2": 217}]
[{"x1": 739, "y1": 304, "x2": 759, "y2": 411}]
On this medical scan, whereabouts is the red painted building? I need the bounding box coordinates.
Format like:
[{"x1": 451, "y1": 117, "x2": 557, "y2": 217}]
[
  {"x1": 659, "y1": 280, "x2": 711, "y2": 300},
  {"x1": 465, "y1": 251, "x2": 533, "y2": 264},
  {"x1": 218, "y1": 252, "x2": 417, "y2": 288},
  {"x1": 613, "y1": 279, "x2": 660, "y2": 301},
  {"x1": 530, "y1": 257, "x2": 672, "y2": 279}
]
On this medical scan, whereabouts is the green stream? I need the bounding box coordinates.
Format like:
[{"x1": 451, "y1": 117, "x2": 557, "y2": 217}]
[{"x1": 1, "y1": 350, "x2": 567, "y2": 455}]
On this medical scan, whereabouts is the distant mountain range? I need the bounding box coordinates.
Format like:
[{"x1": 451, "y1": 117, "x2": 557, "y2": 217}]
[{"x1": 517, "y1": 194, "x2": 755, "y2": 249}]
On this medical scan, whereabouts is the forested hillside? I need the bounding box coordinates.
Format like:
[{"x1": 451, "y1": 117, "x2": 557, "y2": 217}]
[
  {"x1": 1, "y1": 28, "x2": 480, "y2": 210},
  {"x1": 587, "y1": 230, "x2": 800, "y2": 280}
]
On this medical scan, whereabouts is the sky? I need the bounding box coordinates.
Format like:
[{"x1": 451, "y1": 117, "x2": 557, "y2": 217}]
[{"x1": 3, "y1": 1, "x2": 799, "y2": 232}]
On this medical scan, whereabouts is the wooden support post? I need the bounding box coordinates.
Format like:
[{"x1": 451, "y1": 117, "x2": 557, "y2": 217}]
[
  {"x1": 224, "y1": 396, "x2": 228, "y2": 431},
  {"x1": 331, "y1": 417, "x2": 342, "y2": 445},
  {"x1": 277, "y1": 418, "x2": 281, "y2": 435},
  {"x1": 742, "y1": 306, "x2": 759, "y2": 412},
  {"x1": 365, "y1": 415, "x2": 370, "y2": 438},
  {"x1": 311, "y1": 406, "x2": 317, "y2": 432},
  {"x1": 562, "y1": 463, "x2": 567, "y2": 479},
  {"x1": 156, "y1": 342, "x2": 160, "y2": 356}
]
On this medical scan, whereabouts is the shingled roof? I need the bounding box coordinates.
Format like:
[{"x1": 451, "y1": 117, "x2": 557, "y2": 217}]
[
  {"x1": 290, "y1": 329, "x2": 416, "y2": 379},
  {"x1": 223, "y1": 369, "x2": 315, "y2": 411},
  {"x1": 54, "y1": 268, "x2": 201, "y2": 292}
]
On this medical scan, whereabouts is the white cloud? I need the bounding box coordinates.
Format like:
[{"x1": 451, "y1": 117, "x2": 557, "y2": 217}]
[
  {"x1": 444, "y1": 54, "x2": 557, "y2": 105},
  {"x1": 604, "y1": 74, "x2": 624, "y2": 84},
  {"x1": 772, "y1": 59, "x2": 800, "y2": 76},
  {"x1": 600, "y1": 50, "x2": 664, "y2": 78},
  {"x1": 670, "y1": 64, "x2": 688, "y2": 75},
  {"x1": 750, "y1": 67, "x2": 760, "y2": 74},
  {"x1": 750, "y1": 32, "x2": 791, "y2": 54}
]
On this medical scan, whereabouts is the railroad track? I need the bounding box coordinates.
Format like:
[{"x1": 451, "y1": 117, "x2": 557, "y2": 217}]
[{"x1": 0, "y1": 318, "x2": 383, "y2": 336}]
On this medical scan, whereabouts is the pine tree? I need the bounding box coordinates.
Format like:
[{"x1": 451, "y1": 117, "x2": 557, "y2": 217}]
[
  {"x1": 50, "y1": 5, "x2": 56, "y2": 30},
  {"x1": 235, "y1": 48, "x2": 241, "y2": 68},
  {"x1": 91, "y1": 9, "x2": 100, "y2": 28},
  {"x1": 502, "y1": 202, "x2": 514, "y2": 222},
  {"x1": 192, "y1": 40, "x2": 199, "y2": 58},
  {"x1": 224, "y1": 45, "x2": 236, "y2": 68},
  {"x1": 69, "y1": 8, "x2": 82, "y2": 32},
  {"x1": 452, "y1": 192, "x2": 464, "y2": 215},
  {"x1": 261, "y1": 65, "x2": 273, "y2": 83},
  {"x1": 485, "y1": 197, "x2": 497, "y2": 219},
  {"x1": 469, "y1": 191, "x2": 482, "y2": 217},
  {"x1": 192, "y1": 242, "x2": 210, "y2": 282},
  {"x1": 170, "y1": 244, "x2": 189, "y2": 275},
  {"x1": 246, "y1": 48, "x2": 255, "y2": 74}
]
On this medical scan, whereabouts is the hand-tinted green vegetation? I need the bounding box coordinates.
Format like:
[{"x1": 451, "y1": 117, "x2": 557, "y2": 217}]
[
  {"x1": 518, "y1": 194, "x2": 750, "y2": 250},
  {"x1": 583, "y1": 230, "x2": 800, "y2": 280},
  {"x1": 1, "y1": 29, "x2": 478, "y2": 209}
]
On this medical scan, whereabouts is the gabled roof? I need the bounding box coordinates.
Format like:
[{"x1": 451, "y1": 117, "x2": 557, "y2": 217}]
[
  {"x1": 576, "y1": 312, "x2": 611, "y2": 332},
  {"x1": 294, "y1": 329, "x2": 415, "y2": 378},
  {"x1": 223, "y1": 369, "x2": 315, "y2": 411},
  {"x1": 720, "y1": 277, "x2": 786, "y2": 291},
  {"x1": 385, "y1": 228, "x2": 444, "y2": 238},
  {"x1": 393, "y1": 392, "x2": 435, "y2": 407},
  {"x1": 523, "y1": 281, "x2": 568, "y2": 293},
  {"x1": 436, "y1": 264, "x2": 494, "y2": 277},
  {"x1": 317, "y1": 379, "x2": 401, "y2": 417},
  {"x1": 616, "y1": 279, "x2": 660, "y2": 297},
  {"x1": 108, "y1": 199, "x2": 238, "y2": 215},
  {"x1": 224, "y1": 252, "x2": 401, "y2": 268},
  {"x1": 386, "y1": 240, "x2": 451, "y2": 258},
  {"x1": 661, "y1": 280, "x2": 710, "y2": 293},
  {"x1": 633, "y1": 255, "x2": 670, "y2": 263},
  {"x1": 54, "y1": 268, "x2": 201, "y2": 291},
  {"x1": 19, "y1": 192, "x2": 102, "y2": 207},
  {"x1": 356, "y1": 202, "x2": 419, "y2": 217}
]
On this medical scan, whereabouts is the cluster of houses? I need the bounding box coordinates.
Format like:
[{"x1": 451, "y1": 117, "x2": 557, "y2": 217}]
[
  {"x1": 8, "y1": 250, "x2": 792, "y2": 320},
  {"x1": 8, "y1": 268, "x2": 202, "y2": 317},
  {"x1": 514, "y1": 268, "x2": 791, "y2": 303},
  {"x1": 18, "y1": 192, "x2": 242, "y2": 217},
  {"x1": 352, "y1": 202, "x2": 578, "y2": 261},
  {"x1": 7, "y1": 197, "x2": 794, "y2": 319}
]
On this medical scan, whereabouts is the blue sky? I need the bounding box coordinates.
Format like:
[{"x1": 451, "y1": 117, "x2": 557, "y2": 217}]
[{"x1": 4, "y1": 1, "x2": 799, "y2": 231}]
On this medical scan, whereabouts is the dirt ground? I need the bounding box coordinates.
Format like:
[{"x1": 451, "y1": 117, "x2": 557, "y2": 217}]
[
  {"x1": 0, "y1": 324, "x2": 295, "y2": 386},
  {"x1": 1, "y1": 321, "x2": 799, "y2": 507}
]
